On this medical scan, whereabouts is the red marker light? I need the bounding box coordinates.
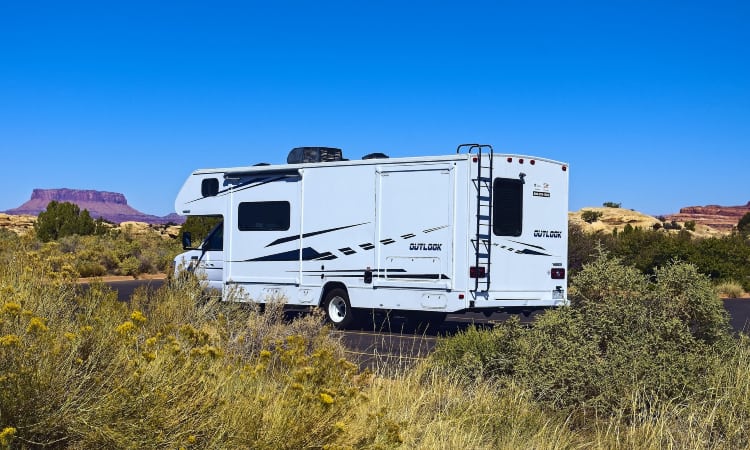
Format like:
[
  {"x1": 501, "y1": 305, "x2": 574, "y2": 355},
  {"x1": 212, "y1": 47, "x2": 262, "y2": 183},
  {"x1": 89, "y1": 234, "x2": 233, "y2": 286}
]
[
  {"x1": 470, "y1": 266, "x2": 486, "y2": 278},
  {"x1": 562, "y1": 165, "x2": 567, "y2": 171},
  {"x1": 530, "y1": 160, "x2": 536, "y2": 165},
  {"x1": 519, "y1": 158, "x2": 524, "y2": 164},
  {"x1": 507, "y1": 157, "x2": 512, "y2": 163},
  {"x1": 472, "y1": 157, "x2": 478, "y2": 162}
]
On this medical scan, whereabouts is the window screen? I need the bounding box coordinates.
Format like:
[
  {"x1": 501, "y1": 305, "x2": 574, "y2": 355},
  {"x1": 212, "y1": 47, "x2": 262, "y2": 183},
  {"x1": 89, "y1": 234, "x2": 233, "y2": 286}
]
[
  {"x1": 493, "y1": 178, "x2": 523, "y2": 236},
  {"x1": 238, "y1": 201, "x2": 290, "y2": 231}
]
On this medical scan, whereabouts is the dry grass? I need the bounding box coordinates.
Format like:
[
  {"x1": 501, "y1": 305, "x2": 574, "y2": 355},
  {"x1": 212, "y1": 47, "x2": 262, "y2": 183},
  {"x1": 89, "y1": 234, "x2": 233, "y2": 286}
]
[{"x1": 3, "y1": 241, "x2": 750, "y2": 448}]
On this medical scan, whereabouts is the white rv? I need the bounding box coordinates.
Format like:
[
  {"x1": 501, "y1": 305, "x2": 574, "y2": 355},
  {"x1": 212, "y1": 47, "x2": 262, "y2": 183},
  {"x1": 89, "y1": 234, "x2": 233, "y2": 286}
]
[{"x1": 173, "y1": 144, "x2": 569, "y2": 328}]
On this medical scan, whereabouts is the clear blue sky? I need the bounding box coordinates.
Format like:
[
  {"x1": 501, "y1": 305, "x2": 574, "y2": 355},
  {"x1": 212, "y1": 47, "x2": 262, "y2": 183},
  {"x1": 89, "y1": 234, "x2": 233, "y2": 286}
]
[{"x1": 1, "y1": 0, "x2": 748, "y2": 217}]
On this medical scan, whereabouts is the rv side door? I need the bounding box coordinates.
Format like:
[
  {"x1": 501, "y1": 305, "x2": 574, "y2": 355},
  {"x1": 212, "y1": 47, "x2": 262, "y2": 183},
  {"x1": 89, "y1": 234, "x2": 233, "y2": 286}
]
[{"x1": 375, "y1": 165, "x2": 455, "y2": 289}]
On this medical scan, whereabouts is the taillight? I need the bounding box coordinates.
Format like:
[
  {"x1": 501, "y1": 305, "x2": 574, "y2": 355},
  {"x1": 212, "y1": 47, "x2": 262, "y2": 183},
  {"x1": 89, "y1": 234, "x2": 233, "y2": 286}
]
[
  {"x1": 470, "y1": 266, "x2": 486, "y2": 278},
  {"x1": 551, "y1": 268, "x2": 565, "y2": 279}
]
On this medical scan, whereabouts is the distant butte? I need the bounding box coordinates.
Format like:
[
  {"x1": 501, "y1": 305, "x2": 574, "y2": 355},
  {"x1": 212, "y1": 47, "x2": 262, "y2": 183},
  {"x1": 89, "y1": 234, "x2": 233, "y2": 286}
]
[
  {"x1": 665, "y1": 201, "x2": 750, "y2": 231},
  {"x1": 4, "y1": 188, "x2": 184, "y2": 225}
]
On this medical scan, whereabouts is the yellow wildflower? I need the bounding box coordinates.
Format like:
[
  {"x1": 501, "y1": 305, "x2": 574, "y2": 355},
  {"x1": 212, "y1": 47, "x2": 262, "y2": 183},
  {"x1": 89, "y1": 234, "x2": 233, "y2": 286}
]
[
  {"x1": 1, "y1": 302, "x2": 21, "y2": 316},
  {"x1": 187, "y1": 435, "x2": 197, "y2": 444},
  {"x1": 130, "y1": 310, "x2": 147, "y2": 324},
  {"x1": 27, "y1": 317, "x2": 49, "y2": 334},
  {"x1": 0, "y1": 427, "x2": 16, "y2": 447},
  {"x1": 0, "y1": 335, "x2": 21, "y2": 347},
  {"x1": 319, "y1": 393, "x2": 334, "y2": 405},
  {"x1": 116, "y1": 321, "x2": 136, "y2": 335}
]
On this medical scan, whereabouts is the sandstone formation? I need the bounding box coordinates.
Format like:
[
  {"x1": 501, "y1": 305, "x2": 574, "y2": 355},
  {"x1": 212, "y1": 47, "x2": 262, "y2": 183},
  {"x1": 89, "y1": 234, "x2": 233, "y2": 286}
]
[
  {"x1": 5, "y1": 189, "x2": 184, "y2": 225},
  {"x1": 665, "y1": 202, "x2": 750, "y2": 231},
  {"x1": 569, "y1": 207, "x2": 724, "y2": 238}
]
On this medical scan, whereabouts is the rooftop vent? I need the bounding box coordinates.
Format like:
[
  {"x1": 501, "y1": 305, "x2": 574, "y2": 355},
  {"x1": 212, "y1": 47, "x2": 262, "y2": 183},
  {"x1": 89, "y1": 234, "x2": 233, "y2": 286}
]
[
  {"x1": 287, "y1": 147, "x2": 343, "y2": 164},
  {"x1": 362, "y1": 152, "x2": 389, "y2": 160}
]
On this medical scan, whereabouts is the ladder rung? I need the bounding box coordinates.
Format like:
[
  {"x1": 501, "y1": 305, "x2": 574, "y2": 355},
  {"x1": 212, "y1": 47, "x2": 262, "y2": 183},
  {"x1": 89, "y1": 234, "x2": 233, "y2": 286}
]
[
  {"x1": 476, "y1": 215, "x2": 490, "y2": 221},
  {"x1": 476, "y1": 253, "x2": 489, "y2": 259},
  {"x1": 474, "y1": 177, "x2": 492, "y2": 182},
  {"x1": 477, "y1": 234, "x2": 490, "y2": 240},
  {"x1": 478, "y1": 195, "x2": 491, "y2": 202}
]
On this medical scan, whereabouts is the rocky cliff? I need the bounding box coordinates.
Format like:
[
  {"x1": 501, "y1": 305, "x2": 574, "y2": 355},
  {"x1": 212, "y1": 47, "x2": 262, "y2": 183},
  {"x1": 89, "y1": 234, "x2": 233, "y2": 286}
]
[
  {"x1": 665, "y1": 201, "x2": 750, "y2": 231},
  {"x1": 5, "y1": 189, "x2": 184, "y2": 225}
]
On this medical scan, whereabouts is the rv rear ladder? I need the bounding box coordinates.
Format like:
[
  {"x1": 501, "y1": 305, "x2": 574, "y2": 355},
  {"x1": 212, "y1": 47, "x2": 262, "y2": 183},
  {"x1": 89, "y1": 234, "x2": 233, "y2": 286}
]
[{"x1": 458, "y1": 144, "x2": 494, "y2": 295}]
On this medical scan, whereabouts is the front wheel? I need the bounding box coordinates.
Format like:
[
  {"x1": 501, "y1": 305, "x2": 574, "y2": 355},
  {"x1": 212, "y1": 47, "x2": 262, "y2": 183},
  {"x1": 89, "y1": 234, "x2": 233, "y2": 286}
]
[{"x1": 322, "y1": 288, "x2": 356, "y2": 329}]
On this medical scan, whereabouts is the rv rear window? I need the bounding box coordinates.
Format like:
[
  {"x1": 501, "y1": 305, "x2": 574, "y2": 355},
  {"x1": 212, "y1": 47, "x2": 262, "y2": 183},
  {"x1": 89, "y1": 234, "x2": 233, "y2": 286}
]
[
  {"x1": 238, "y1": 201, "x2": 290, "y2": 231},
  {"x1": 493, "y1": 178, "x2": 523, "y2": 237}
]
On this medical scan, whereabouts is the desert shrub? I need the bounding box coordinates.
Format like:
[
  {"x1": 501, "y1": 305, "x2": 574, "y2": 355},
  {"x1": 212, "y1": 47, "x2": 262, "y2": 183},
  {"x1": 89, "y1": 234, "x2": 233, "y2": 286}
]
[
  {"x1": 581, "y1": 209, "x2": 603, "y2": 223},
  {"x1": 738, "y1": 212, "x2": 750, "y2": 236},
  {"x1": 429, "y1": 321, "x2": 524, "y2": 383},
  {"x1": 715, "y1": 280, "x2": 746, "y2": 298},
  {"x1": 685, "y1": 220, "x2": 697, "y2": 231},
  {"x1": 429, "y1": 251, "x2": 732, "y2": 418},
  {"x1": 602, "y1": 201, "x2": 621, "y2": 208}
]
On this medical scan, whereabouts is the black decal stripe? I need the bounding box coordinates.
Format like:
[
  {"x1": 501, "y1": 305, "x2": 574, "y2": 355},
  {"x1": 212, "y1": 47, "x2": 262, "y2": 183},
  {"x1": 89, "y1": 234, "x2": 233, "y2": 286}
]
[
  {"x1": 313, "y1": 252, "x2": 338, "y2": 261},
  {"x1": 245, "y1": 247, "x2": 322, "y2": 262},
  {"x1": 380, "y1": 238, "x2": 396, "y2": 245},
  {"x1": 381, "y1": 274, "x2": 451, "y2": 280},
  {"x1": 359, "y1": 243, "x2": 375, "y2": 250},
  {"x1": 423, "y1": 225, "x2": 449, "y2": 233},
  {"x1": 266, "y1": 222, "x2": 369, "y2": 247},
  {"x1": 400, "y1": 233, "x2": 416, "y2": 239},
  {"x1": 507, "y1": 240, "x2": 547, "y2": 251},
  {"x1": 518, "y1": 249, "x2": 552, "y2": 256}
]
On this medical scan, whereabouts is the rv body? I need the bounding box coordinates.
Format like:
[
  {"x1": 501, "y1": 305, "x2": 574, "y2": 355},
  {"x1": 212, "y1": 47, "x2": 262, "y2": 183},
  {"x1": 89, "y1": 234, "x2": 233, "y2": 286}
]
[{"x1": 174, "y1": 146, "x2": 569, "y2": 327}]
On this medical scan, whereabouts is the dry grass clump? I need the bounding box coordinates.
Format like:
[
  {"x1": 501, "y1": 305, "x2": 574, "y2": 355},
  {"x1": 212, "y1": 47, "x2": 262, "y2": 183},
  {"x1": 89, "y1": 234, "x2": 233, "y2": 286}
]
[{"x1": 715, "y1": 280, "x2": 746, "y2": 298}]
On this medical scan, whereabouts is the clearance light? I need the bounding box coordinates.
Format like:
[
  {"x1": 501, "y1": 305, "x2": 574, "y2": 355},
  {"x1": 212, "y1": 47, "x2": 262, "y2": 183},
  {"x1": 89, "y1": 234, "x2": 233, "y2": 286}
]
[
  {"x1": 470, "y1": 266, "x2": 486, "y2": 278},
  {"x1": 472, "y1": 157, "x2": 478, "y2": 162},
  {"x1": 551, "y1": 268, "x2": 566, "y2": 279},
  {"x1": 507, "y1": 157, "x2": 512, "y2": 163},
  {"x1": 458, "y1": 294, "x2": 465, "y2": 299},
  {"x1": 519, "y1": 158, "x2": 524, "y2": 164},
  {"x1": 530, "y1": 160, "x2": 536, "y2": 165},
  {"x1": 562, "y1": 165, "x2": 567, "y2": 171}
]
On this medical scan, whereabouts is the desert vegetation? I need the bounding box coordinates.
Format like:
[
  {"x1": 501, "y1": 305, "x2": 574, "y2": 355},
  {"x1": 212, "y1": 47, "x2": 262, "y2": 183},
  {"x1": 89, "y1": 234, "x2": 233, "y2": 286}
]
[
  {"x1": 570, "y1": 220, "x2": 750, "y2": 294},
  {"x1": 3, "y1": 214, "x2": 750, "y2": 448}
]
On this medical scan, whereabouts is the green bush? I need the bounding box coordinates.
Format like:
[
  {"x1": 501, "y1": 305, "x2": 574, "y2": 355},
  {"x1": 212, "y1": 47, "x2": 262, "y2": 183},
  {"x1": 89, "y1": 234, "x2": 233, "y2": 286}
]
[
  {"x1": 429, "y1": 251, "x2": 732, "y2": 417},
  {"x1": 602, "y1": 201, "x2": 621, "y2": 208},
  {"x1": 34, "y1": 201, "x2": 99, "y2": 242},
  {"x1": 581, "y1": 210, "x2": 603, "y2": 223}
]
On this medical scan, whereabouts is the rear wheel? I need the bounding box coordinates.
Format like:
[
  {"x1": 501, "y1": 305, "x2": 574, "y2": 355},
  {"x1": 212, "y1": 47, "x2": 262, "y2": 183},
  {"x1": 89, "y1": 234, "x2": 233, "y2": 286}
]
[{"x1": 322, "y1": 288, "x2": 356, "y2": 329}]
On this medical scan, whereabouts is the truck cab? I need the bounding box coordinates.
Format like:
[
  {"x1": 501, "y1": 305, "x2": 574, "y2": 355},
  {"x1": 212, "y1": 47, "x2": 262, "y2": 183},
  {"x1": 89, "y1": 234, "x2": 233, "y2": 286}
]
[{"x1": 174, "y1": 220, "x2": 224, "y2": 292}]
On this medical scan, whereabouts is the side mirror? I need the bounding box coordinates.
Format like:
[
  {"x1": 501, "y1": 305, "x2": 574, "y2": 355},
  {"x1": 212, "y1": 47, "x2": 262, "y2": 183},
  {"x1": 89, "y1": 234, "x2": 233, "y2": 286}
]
[{"x1": 182, "y1": 232, "x2": 192, "y2": 250}]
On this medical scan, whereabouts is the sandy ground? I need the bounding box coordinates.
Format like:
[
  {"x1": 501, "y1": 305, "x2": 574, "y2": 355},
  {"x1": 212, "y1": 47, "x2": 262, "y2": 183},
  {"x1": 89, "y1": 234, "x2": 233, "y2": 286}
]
[{"x1": 77, "y1": 273, "x2": 167, "y2": 283}]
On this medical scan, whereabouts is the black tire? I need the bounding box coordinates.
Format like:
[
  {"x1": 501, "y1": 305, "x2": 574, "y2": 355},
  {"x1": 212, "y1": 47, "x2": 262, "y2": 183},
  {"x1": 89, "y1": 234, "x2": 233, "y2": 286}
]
[{"x1": 322, "y1": 288, "x2": 356, "y2": 329}]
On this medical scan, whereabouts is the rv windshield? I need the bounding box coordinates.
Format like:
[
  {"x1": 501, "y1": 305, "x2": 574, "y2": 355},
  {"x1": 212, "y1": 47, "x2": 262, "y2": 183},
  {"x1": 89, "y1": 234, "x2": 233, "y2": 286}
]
[{"x1": 202, "y1": 221, "x2": 224, "y2": 251}]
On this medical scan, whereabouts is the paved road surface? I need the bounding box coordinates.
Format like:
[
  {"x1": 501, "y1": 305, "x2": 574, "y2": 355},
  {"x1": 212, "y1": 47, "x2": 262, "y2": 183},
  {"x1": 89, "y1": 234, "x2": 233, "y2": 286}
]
[{"x1": 101, "y1": 279, "x2": 750, "y2": 369}]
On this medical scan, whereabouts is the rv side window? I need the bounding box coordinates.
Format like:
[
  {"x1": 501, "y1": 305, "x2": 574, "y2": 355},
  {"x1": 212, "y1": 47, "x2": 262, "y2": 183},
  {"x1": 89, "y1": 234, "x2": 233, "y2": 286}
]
[
  {"x1": 202, "y1": 178, "x2": 219, "y2": 197},
  {"x1": 238, "y1": 201, "x2": 290, "y2": 231},
  {"x1": 493, "y1": 178, "x2": 523, "y2": 236}
]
